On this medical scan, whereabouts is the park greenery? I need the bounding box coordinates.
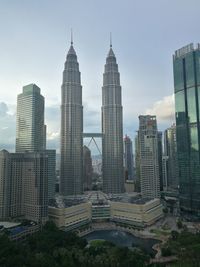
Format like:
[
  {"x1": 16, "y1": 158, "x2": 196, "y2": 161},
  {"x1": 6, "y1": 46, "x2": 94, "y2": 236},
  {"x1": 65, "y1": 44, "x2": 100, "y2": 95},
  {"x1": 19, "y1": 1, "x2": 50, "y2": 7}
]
[
  {"x1": 1, "y1": 221, "x2": 200, "y2": 266},
  {"x1": 161, "y1": 229, "x2": 200, "y2": 266},
  {"x1": 0, "y1": 221, "x2": 149, "y2": 267}
]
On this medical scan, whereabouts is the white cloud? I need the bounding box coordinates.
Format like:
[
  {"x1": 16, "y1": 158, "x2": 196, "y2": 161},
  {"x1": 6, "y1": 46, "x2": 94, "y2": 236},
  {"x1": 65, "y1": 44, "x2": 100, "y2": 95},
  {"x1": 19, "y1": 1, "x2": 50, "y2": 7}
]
[
  {"x1": 0, "y1": 102, "x2": 16, "y2": 151},
  {"x1": 145, "y1": 94, "x2": 175, "y2": 123},
  {"x1": 47, "y1": 131, "x2": 59, "y2": 140}
]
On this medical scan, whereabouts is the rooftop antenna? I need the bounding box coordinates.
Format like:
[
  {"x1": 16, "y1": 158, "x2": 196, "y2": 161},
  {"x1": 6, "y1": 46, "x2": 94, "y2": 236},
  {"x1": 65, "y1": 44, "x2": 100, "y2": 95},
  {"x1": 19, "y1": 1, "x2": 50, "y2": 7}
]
[
  {"x1": 110, "y1": 32, "x2": 112, "y2": 48},
  {"x1": 71, "y1": 28, "x2": 73, "y2": 45}
]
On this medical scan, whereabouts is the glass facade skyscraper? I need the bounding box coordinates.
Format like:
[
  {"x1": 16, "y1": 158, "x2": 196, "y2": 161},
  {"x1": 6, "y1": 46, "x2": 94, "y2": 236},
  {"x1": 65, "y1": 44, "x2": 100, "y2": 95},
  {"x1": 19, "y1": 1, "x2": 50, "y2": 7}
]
[
  {"x1": 173, "y1": 43, "x2": 200, "y2": 218},
  {"x1": 16, "y1": 84, "x2": 46, "y2": 153}
]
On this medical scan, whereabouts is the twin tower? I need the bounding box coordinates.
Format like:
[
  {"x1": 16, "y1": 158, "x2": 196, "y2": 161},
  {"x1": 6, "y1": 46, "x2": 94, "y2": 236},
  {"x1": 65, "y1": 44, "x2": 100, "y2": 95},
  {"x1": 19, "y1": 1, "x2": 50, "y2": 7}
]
[{"x1": 60, "y1": 39, "x2": 124, "y2": 196}]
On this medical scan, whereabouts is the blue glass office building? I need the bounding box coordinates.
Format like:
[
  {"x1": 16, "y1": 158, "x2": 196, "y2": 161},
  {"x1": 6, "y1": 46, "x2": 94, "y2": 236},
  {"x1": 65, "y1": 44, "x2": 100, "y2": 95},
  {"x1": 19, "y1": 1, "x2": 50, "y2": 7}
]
[{"x1": 173, "y1": 43, "x2": 200, "y2": 218}]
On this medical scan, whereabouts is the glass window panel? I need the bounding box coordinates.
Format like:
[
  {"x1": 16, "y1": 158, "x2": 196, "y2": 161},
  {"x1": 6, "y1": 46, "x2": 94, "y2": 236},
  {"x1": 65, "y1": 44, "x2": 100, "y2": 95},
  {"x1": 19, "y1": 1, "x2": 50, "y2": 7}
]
[
  {"x1": 175, "y1": 90, "x2": 186, "y2": 124},
  {"x1": 195, "y1": 51, "x2": 200, "y2": 85},
  {"x1": 185, "y1": 53, "x2": 195, "y2": 88},
  {"x1": 190, "y1": 126, "x2": 198, "y2": 151},
  {"x1": 187, "y1": 87, "x2": 197, "y2": 123},
  {"x1": 173, "y1": 58, "x2": 184, "y2": 92}
]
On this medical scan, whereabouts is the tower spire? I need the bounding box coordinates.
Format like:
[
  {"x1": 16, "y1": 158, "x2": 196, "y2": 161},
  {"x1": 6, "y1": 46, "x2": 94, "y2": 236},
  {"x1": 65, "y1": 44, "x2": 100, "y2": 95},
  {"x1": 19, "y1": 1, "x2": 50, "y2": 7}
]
[
  {"x1": 71, "y1": 28, "x2": 73, "y2": 45},
  {"x1": 110, "y1": 32, "x2": 112, "y2": 48}
]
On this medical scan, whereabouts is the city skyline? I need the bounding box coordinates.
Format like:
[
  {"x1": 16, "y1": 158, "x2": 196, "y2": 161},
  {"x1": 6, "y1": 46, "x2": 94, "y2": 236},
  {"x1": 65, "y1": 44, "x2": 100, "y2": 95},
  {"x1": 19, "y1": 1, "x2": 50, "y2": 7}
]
[{"x1": 1, "y1": 1, "x2": 200, "y2": 152}]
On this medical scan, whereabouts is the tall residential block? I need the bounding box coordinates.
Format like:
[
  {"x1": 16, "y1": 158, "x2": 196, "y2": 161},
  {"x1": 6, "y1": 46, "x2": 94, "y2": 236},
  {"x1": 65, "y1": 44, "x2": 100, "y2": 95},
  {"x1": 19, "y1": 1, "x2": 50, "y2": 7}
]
[
  {"x1": 60, "y1": 40, "x2": 83, "y2": 196},
  {"x1": 102, "y1": 44, "x2": 124, "y2": 194},
  {"x1": 173, "y1": 43, "x2": 200, "y2": 217},
  {"x1": 124, "y1": 135, "x2": 134, "y2": 180},
  {"x1": 138, "y1": 115, "x2": 160, "y2": 199},
  {"x1": 0, "y1": 150, "x2": 10, "y2": 219},
  {"x1": 0, "y1": 150, "x2": 48, "y2": 223},
  {"x1": 16, "y1": 84, "x2": 46, "y2": 153},
  {"x1": 163, "y1": 124, "x2": 179, "y2": 190}
]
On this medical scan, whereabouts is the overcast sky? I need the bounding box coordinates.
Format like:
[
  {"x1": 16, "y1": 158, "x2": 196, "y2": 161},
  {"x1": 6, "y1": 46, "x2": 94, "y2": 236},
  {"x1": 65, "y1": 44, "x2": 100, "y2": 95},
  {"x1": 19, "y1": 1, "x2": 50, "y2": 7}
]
[{"x1": 0, "y1": 0, "x2": 200, "y2": 153}]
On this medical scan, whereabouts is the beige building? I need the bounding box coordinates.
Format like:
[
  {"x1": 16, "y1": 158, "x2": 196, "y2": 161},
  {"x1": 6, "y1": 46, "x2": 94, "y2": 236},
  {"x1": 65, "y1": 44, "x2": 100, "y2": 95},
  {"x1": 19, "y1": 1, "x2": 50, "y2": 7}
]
[
  {"x1": 110, "y1": 198, "x2": 163, "y2": 228},
  {"x1": 48, "y1": 193, "x2": 163, "y2": 230},
  {"x1": 48, "y1": 201, "x2": 91, "y2": 230}
]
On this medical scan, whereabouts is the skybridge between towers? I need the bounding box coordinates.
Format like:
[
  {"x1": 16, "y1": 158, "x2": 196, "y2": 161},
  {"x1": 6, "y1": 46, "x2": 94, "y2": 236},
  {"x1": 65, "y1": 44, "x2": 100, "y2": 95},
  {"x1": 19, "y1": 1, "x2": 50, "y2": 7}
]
[{"x1": 83, "y1": 133, "x2": 103, "y2": 155}]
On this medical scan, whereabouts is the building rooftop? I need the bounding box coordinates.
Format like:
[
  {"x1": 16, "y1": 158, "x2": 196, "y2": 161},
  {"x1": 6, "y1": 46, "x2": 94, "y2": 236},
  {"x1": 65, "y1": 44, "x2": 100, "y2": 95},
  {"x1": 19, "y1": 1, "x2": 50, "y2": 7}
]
[
  {"x1": 0, "y1": 221, "x2": 21, "y2": 229},
  {"x1": 49, "y1": 195, "x2": 86, "y2": 208},
  {"x1": 174, "y1": 43, "x2": 200, "y2": 59}
]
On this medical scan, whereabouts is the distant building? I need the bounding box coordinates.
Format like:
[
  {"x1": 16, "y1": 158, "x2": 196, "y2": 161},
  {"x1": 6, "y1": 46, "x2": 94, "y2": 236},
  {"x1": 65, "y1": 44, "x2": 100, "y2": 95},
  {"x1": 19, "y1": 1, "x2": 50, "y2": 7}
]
[
  {"x1": 164, "y1": 124, "x2": 179, "y2": 190},
  {"x1": 45, "y1": 150, "x2": 56, "y2": 200},
  {"x1": 134, "y1": 133, "x2": 141, "y2": 192},
  {"x1": 83, "y1": 146, "x2": 93, "y2": 191},
  {"x1": 16, "y1": 84, "x2": 46, "y2": 153},
  {"x1": 124, "y1": 135, "x2": 134, "y2": 180},
  {"x1": 162, "y1": 155, "x2": 169, "y2": 190},
  {"x1": 102, "y1": 44, "x2": 124, "y2": 194},
  {"x1": 138, "y1": 115, "x2": 160, "y2": 199},
  {"x1": 173, "y1": 43, "x2": 200, "y2": 218},
  {"x1": 157, "y1": 131, "x2": 163, "y2": 191}
]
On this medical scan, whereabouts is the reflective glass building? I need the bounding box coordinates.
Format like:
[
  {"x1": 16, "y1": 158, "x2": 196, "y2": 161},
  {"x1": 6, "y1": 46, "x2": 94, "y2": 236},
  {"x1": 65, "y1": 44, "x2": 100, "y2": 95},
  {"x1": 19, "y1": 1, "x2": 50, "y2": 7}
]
[
  {"x1": 16, "y1": 84, "x2": 46, "y2": 153},
  {"x1": 173, "y1": 43, "x2": 200, "y2": 218}
]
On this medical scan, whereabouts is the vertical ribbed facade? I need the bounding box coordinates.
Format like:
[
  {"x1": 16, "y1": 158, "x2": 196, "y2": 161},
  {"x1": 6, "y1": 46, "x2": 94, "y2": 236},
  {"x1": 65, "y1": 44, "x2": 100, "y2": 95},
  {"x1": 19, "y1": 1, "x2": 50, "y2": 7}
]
[
  {"x1": 60, "y1": 43, "x2": 83, "y2": 196},
  {"x1": 138, "y1": 115, "x2": 160, "y2": 199},
  {"x1": 16, "y1": 84, "x2": 46, "y2": 153},
  {"x1": 102, "y1": 46, "x2": 124, "y2": 194}
]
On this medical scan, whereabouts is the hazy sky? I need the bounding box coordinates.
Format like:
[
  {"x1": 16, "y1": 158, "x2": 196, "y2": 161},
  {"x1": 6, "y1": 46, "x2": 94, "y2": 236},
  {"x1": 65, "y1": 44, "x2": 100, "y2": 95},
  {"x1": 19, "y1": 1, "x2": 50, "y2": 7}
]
[{"x1": 0, "y1": 0, "x2": 200, "y2": 153}]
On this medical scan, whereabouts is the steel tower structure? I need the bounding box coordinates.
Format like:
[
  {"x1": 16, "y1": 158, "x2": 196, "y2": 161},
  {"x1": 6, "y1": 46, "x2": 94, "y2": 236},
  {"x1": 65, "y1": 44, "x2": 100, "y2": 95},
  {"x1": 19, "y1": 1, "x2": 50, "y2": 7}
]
[
  {"x1": 60, "y1": 38, "x2": 83, "y2": 196},
  {"x1": 102, "y1": 42, "x2": 124, "y2": 194}
]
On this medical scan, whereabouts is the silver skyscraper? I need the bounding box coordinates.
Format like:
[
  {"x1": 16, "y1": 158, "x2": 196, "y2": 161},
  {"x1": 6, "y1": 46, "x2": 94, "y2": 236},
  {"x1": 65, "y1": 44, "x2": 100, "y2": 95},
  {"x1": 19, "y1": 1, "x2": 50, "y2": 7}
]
[
  {"x1": 102, "y1": 43, "x2": 124, "y2": 194},
  {"x1": 60, "y1": 39, "x2": 83, "y2": 196}
]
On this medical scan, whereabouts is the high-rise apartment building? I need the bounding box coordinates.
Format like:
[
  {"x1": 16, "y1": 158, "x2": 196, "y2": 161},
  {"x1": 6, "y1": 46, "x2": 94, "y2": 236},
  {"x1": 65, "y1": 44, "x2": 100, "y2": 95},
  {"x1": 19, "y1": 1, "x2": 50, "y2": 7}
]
[
  {"x1": 83, "y1": 146, "x2": 93, "y2": 191},
  {"x1": 0, "y1": 150, "x2": 10, "y2": 219},
  {"x1": 16, "y1": 84, "x2": 46, "y2": 153},
  {"x1": 163, "y1": 124, "x2": 179, "y2": 190},
  {"x1": 124, "y1": 135, "x2": 134, "y2": 180},
  {"x1": 138, "y1": 115, "x2": 160, "y2": 199},
  {"x1": 173, "y1": 43, "x2": 200, "y2": 217},
  {"x1": 0, "y1": 150, "x2": 48, "y2": 223},
  {"x1": 102, "y1": 44, "x2": 124, "y2": 194},
  {"x1": 60, "y1": 40, "x2": 83, "y2": 196}
]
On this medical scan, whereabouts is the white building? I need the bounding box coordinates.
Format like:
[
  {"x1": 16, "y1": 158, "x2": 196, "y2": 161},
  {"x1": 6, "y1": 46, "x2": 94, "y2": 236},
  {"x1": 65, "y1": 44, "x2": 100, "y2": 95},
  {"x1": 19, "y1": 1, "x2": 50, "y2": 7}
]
[{"x1": 138, "y1": 115, "x2": 160, "y2": 199}]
